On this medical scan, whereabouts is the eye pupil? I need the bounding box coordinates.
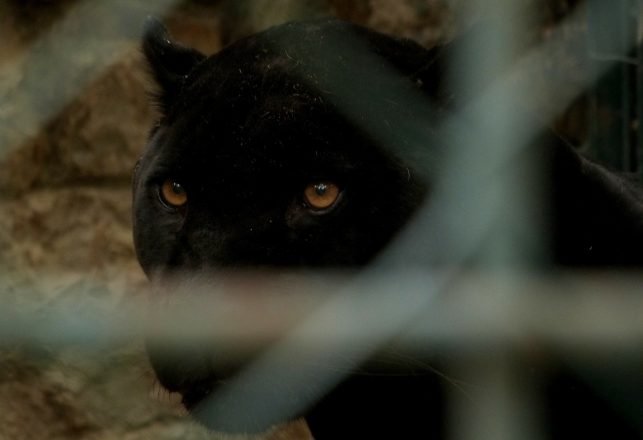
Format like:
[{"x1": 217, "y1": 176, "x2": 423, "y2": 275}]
[
  {"x1": 314, "y1": 183, "x2": 327, "y2": 196},
  {"x1": 172, "y1": 182, "x2": 185, "y2": 195}
]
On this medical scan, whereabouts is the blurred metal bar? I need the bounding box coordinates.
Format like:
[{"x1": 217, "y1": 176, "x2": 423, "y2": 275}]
[
  {"x1": 379, "y1": 2, "x2": 634, "y2": 269},
  {"x1": 587, "y1": 0, "x2": 638, "y2": 171},
  {"x1": 443, "y1": 2, "x2": 543, "y2": 436},
  {"x1": 2, "y1": 272, "x2": 642, "y2": 350},
  {"x1": 448, "y1": 353, "x2": 542, "y2": 440}
]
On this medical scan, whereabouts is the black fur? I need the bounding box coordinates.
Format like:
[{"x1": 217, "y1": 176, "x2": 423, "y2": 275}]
[{"x1": 134, "y1": 18, "x2": 643, "y2": 438}]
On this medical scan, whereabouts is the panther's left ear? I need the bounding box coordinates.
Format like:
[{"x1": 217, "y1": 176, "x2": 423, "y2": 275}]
[{"x1": 142, "y1": 17, "x2": 206, "y2": 114}]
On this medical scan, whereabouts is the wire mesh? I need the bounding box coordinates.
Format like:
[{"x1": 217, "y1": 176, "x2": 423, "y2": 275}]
[{"x1": 1, "y1": 1, "x2": 642, "y2": 439}]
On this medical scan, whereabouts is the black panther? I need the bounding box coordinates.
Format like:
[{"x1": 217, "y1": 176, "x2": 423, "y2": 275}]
[{"x1": 133, "y1": 17, "x2": 643, "y2": 439}]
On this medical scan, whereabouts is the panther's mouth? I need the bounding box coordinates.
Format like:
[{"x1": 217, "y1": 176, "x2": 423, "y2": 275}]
[{"x1": 145, "y1": 271, "x2": 330, "y2": 432}]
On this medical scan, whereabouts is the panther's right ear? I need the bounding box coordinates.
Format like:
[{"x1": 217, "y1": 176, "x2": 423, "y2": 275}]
[{"x1": 142, "y1": 17, "x2": 206, "y2": 114}]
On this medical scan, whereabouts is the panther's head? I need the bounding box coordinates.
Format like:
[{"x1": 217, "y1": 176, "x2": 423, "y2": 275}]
[{"x1": 133, "y1": 17, "x2": 442, "y2": 433}]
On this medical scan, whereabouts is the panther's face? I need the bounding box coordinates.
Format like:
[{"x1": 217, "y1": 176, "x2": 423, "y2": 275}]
[{"x1": 133, "y1": 18, "x2": 437, "y2": 433}]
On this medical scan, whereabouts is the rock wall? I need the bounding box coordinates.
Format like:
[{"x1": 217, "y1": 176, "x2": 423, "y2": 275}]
[{"x1": 0, "y1": 1, "x2": 584, "y2": 439}]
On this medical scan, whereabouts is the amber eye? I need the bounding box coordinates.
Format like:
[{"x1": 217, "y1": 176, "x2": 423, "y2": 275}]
[
  {"x1": 160, "y1": 179, "x2": 187, "y2": 207},
  {"x1": 303, "y1": 182, "x2": 340, "y2": 210}
]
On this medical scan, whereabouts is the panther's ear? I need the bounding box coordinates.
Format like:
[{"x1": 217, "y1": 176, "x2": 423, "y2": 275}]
[
  {"x1": 142, "y1": 17, "x2": 206, "y2": 114},
  {"x1": 355, "y1": 25, "x2": 454, "y2": 109}
]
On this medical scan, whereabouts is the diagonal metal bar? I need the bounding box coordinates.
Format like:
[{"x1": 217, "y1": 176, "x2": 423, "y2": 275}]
[{"x1": 0, "y1": 0, "x2": 181, "y2": 163}]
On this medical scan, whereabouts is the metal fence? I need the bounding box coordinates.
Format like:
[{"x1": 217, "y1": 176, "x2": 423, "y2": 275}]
[{"x1": 1, "y1": 1, "x2": 642, "y2": 439}]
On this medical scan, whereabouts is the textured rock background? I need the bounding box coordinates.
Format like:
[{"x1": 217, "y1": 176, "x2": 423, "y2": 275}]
[{"x1": 0, "y1": 1, "x2": 584, "y2": 439}]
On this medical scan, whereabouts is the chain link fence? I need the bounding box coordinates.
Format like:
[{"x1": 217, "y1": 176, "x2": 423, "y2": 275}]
[{"x1": 1, "y1": 1, "x2": 641, "y2": 439}]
